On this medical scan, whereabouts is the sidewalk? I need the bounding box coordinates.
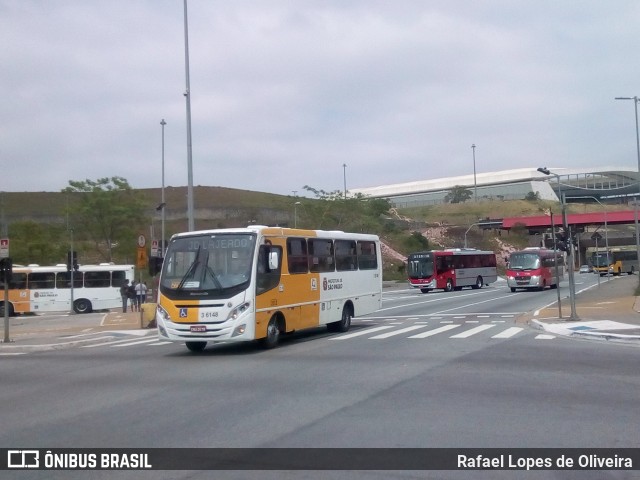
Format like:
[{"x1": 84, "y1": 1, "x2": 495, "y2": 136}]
[
  {"x1": 520, "y1": 274, "x2": 640, "y2": 344},
  {"x1": 0, "y1": 308, "x2": 156, "y2": 353}
]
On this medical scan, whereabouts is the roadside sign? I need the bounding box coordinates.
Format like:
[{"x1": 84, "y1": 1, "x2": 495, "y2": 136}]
[
  {"x1": 136, "y1": 246, "x2": 148, "y2": 268},
  {"x1": 0, "y1": 238, "x2": 8, "y2": 258},
  {"x1": 151, "y1": 239, "x2": 159, "y2": 257},
  {"x1": 137, "y1": 234, "x2": 146, "y2": 248}
]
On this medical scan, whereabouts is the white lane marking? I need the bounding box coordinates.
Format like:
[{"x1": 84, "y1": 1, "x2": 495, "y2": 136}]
[
  {"x1": 408, "y1": 324, "x2": 461, "y2": 338},
  {"x1": 112, "y1": 338, "x2": 160, "y2": 347},
  {"x1": 450, "y1": 324, "x2": 496, "y2": 338},
  {"x1": 81, "y1": 336, "x2": 152, "y2": 348},
  {"x1": 330, "y1": 325, "x2": 395, "y2": 340},
  {"x1": 491, "y1": 327, "x2": 524, "y2": 338},
  {"x1": 369, "y1": 325, "x2": 430, "y2": 339},
  {"x1": 535, "y1": 334, "x2": 556, "y2": 340}
]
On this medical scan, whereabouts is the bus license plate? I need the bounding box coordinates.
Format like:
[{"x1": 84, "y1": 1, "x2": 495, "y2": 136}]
[{"x1": 190, "y1": 325, "x2": 206, "y2": 333}]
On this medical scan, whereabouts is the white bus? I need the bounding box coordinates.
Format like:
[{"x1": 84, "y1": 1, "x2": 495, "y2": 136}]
[
  {"x1": 156, "y1": 226, "x2": 382, "y2": 352},
  {"x1": 1, "y1": 263, "x2": 135, "y2": 315}
]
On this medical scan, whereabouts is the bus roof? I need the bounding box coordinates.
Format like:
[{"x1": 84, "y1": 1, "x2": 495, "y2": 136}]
[
  {"x1": 409, "y1": 248, "x2": 495, "y2": 256},
  {"x1": 11, "y1": 264, "x2": 135, "y2": 273},
  {"x1": 169, "y1": 226, "x2": 379, "y2": 242}
]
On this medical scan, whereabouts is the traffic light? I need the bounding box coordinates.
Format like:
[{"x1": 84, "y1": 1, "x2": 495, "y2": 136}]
[
  {"x1": 149, "y1": 256, "x2": 163, "y2": 276},
  {"x1": 67, "y1": 251, "x2": 78, "y2": 271},
  {"x1": 0, "y1": 257, "x2": 12, "y2": 284}
]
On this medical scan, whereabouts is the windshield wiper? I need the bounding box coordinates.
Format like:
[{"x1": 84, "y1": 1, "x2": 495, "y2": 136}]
[
  {"x1": 177, "y1": 246, "x2": 202, "y2": 290},
  {"x1": 204, "y1": 262, "x2": 223, "y2": 289}
]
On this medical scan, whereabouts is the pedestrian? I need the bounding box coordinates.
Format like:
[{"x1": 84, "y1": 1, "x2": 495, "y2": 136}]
[
  {"x1": 135, "y1": 281, "x2": 148, "y2": 310},
  {"x1": 128, "y1": 282, "x2": 137, "y2": 312},
  {"x1": 120, "y1": 279, "x2": 130, "y2": 313}
]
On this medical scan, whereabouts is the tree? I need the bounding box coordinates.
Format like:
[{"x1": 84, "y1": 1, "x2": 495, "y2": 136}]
[
  {"x1": 8, "y1": 221, "x2": 68, "y2": 265},
  {"x1": 524, "y1": 191, "x2": 541, "y2": 202},
  {"x1": 444, "y1": 185, "x2": 472, "y2": 204},
  {"x1": 62, "y1": 177, "x2": 149, "y2": 262}
]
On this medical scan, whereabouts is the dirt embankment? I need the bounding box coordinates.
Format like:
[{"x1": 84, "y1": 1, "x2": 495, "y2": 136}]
[{"x1": 382, "y1": 223, "x2": 519, "y2": 269}]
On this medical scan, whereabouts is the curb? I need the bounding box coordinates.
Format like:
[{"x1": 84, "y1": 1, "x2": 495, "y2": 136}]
[{"x1": 530, "y1": 318, "x2": 640, "y2": 345}]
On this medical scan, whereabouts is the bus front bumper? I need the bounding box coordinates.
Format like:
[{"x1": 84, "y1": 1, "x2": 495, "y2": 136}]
[
  {"x1": 409, "y1": 279, "x2": 436, "y2": 290},
  {"x1": 507, "y1": 275, "x2": 542, "y2": 288},
  {"x1": 156, "y1": 307, "x2": 255, "y2": 344}
]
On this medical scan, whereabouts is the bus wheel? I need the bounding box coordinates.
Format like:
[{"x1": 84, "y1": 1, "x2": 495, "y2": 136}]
[
  {"x1": 328, "y1": 305, "x2": 352, "y2": 333},
  {"x1": 472, "y1": 276, "x2": 483, "y2": 289},
  {"x1": 0, "y1": 302, "x2": 14, "y2": 317},
  {"x1": 186, "y1": 341, "x2": 207, "y2": 353},
  {"x1": 420, "y1": 288, "x2": 430, "y2": 293},
  {"x1": 510, "y1": 287, "x2": 516, "y2": 292},
  {"x1": 73, "y1": 299, "x2": 93, "y2": 314},
  {"x1": 444, "y1": 279, "x2": 453, "y2": 292},
  {"x1": 261, "y1": 316, "x2": 281, "y2": 349}
]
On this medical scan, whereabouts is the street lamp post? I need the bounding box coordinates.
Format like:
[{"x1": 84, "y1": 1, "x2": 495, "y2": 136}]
[
  {"x1": 294, "y1": 202, "x2": 301, "y2": 228},
  {"x1": 567, "y1": 195, "x2": 610, "y2": 281},
  {"x1": 160, "y1": 119, "x2": 166, "y2": 256},
  {"x1": 184, "y1": 0, "x2": 194, "y2": 231},
  {"x1": 343, "y1": 163, "x2": 347, "y2": 200},
  {"x1": 537, "y1": 167, "x2": 579, "y2": 321},
  {"x1": 615, "y1": 96, "x2": 640, "y2": 285},
  {"x1": 471, "y1": 144, "x2": 477, "y2": 202},
  {"x1": 464, "y1": 223, "x2": 480, "y2": 248}
]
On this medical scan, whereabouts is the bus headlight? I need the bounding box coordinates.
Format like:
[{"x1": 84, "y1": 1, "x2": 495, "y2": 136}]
[
  {"x1": 226, "y1": 301, "x2": 251, "y2": 321},
  {"x1": 157, "y1": 304, "x2": 171, "y2": 322},
  {"x1": 231, "y1": 325, "x2": 246, "y2": 337}
]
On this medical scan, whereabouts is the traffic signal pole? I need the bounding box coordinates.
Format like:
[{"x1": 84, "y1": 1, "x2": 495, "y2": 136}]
[{"x1": 3, "y1": 280, "x2": 9, "y2": 343}]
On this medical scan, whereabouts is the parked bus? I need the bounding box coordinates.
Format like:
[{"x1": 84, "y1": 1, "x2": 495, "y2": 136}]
[
  {"x1": 0, "y1": 263, "x2": 135, "y2": 316},
  {"x1": 506, "y1": 248, "x2": 564, "y2": 292},
  {"x1": 591, "y1": 247, "x2": 639, "y2": 276},
  {"x1": 407, "y1": 248, "x2": 498, "y2": 293},
  {"x1": 155, "y1": 226, "x2": 382, "y2": 352}
]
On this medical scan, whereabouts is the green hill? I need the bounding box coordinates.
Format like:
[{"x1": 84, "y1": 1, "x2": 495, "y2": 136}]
[{"x1": 1, "y1": 187, "x2": 627, "y2": 280}]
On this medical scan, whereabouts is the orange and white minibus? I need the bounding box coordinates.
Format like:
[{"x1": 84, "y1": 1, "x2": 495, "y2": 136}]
[
  {"x1": 0, "y1": 263, "x2": 135, "y2": 315},
  {"x1": 156, "y1": 226, "x2": 382, "y2": 352}
]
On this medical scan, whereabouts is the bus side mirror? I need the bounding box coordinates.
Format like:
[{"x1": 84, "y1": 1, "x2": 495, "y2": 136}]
[{"x1": 268, "y1": 251, "x2": 279, "y2": 270}]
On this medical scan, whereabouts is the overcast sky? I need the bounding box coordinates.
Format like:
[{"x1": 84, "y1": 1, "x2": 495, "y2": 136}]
[{"x1": 2, "y1": 1, "x2": 640, "y2": 197}]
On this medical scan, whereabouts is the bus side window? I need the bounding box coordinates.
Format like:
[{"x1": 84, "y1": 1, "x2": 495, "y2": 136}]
[
  {"x1": 257, "y1": 245, "x2": 282, "y2": 295},
  {"x1": 335, "y1": 240, "x2": 357, "y2": 271},
  {"x1": 308, "y1": 239, "x2": 335, "y2": 273},
  {"x1": 357, "y1": 241, "x2": 378, "y2": 270},
  {"x1": 286, "y1": 237, "x2": 308, "y2": 274},
  {"x1": 9, "y1": 272, "x2": 27, "y2": 290}
]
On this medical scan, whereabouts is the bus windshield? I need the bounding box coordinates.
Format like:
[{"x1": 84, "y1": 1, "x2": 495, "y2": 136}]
[
  {"x1": 408, "y1": 254, "x2": 434, "y2": 278},
  {"x1": 508, "y1": 253, "x2": 541, "y2": 270},
  {"x1": 592, "y1": 253, "x2": 610, "y2": 267},
  {"x1": 161, "y1": 233, "x2": 257, "y2": 296}
]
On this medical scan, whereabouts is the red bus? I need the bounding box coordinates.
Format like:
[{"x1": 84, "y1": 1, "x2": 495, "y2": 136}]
[
  {"x1": 506, "y1": 248, "x2": 565, "y2": 292},
  {"x1": 407, "y1": 249, "x2": 498, "y2": 293}
]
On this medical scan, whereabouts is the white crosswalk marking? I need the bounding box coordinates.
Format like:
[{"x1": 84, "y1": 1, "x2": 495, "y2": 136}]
[
  {"x1": 369, "y1": 325, "x2": 430, "y2": 339},
  {"x1": 112, "y1": 338, "x2": 160, "y2": 347},
  {"x1": 330, "y1": 325, "x2": 395, "y2": 340},
  {"x1": 81, "y1": 336, "x2": 155, "y2": 348},
  {"x1": 450, "y1": 324, "x2": 496, "y2": 338},
  {"x1": 408, "y1": 324, "x2": 460, "y2": 338},
  {"x1": 54, "y1": 318, "x2": 553, "y2": 351},
  {"x1": 491, "y1": 327, "x2": 523, "y2": 338},
  {"x1": 535, "y1": 334, "x2": 556, "y2": 340}
]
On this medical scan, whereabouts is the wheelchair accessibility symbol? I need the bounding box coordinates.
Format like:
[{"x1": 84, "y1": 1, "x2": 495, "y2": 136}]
[{"x1": 179, "y1": 308, "x2": 188, "y2": 318}]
